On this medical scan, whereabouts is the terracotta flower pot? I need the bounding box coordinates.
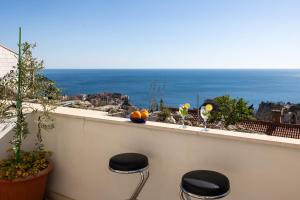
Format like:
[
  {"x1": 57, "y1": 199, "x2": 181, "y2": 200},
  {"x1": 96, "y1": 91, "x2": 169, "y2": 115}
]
[{"x1": 0, "y1": 161, "x2": 53, "y2": 200}]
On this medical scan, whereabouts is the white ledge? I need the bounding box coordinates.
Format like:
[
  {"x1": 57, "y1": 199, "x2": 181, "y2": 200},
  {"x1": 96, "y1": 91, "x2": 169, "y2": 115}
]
[{"x1": 27, "y1": 104, "x2": 300, "y2": 149}]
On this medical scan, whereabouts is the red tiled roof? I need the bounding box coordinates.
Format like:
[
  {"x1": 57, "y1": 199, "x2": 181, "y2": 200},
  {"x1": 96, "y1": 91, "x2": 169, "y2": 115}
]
[
  {"x1": 168, "y1": 107, "x2": 300, "y2": 139},
  {"x1": 241, "y1": 121, "x2": 300, "y2": 139}
]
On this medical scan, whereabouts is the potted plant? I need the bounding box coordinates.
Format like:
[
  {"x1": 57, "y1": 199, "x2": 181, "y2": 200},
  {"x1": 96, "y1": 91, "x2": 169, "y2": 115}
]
[{"x1": 0, "y1": 28, "x2": 60, "y2": 200}]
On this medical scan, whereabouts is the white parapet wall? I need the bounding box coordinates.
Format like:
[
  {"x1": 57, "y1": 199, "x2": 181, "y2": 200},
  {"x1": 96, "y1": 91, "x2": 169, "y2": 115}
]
[{"x1": 22, "y1": 107, "x2": 300, "y2": 200}]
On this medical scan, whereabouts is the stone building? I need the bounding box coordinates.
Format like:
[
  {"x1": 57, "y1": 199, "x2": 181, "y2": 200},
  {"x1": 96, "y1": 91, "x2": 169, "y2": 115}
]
[
  {"x1": 285, "y1": 106, "x2": 300, "y2": 124},
  {"x1": 256, "y1": 102, "x2": 300, "y2": 124}
]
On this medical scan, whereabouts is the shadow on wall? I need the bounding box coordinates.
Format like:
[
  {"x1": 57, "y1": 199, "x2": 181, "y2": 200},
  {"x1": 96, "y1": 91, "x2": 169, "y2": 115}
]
[
  {"x1": 0, "y1": 123, "x2": 15, "y2": 159},
  {"x1": 0, "y1": 116, "x2": 36, "y2": 159}
]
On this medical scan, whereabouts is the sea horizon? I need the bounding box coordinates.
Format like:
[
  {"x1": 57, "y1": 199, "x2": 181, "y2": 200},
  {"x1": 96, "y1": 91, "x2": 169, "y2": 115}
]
[{"x1": 44, "y1": 68, "x2": 300, "y2": 109}]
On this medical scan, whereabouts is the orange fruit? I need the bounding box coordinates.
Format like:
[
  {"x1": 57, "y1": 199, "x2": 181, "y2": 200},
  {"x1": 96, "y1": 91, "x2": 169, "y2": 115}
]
[
  {"x1": 140, "y1": 109, "x2": 149, "y2": 120},
  {"x1": 130, "y1": 111, "x2": 142, "y2": 119}
]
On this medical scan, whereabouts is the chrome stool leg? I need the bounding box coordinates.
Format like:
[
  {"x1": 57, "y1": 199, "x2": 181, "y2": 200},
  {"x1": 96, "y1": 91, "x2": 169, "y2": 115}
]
[
  {"x1": 180, "y1": 189, "x2": 191, "y2": 200},
  {"x1": 129, "y1": 168, "x2": 149, "y2": 200},
  {"x1": 180, "y1": 189, "x2": 186, "y2": 200},
  {"x1": 184, "y1": 193, "x2": 192, "y2": 200},
  {"x1": 109, "y1": 153, "x2": 149, "y2": 200}
]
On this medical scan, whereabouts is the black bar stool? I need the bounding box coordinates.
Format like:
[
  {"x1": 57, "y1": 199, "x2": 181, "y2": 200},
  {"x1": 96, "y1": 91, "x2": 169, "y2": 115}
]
[
  {"x1": 109, "y1": 153, "x2": 149, "y2": 200},
  {"x1": 180, "y1": 170, "x2": 230, "y2": 199}
]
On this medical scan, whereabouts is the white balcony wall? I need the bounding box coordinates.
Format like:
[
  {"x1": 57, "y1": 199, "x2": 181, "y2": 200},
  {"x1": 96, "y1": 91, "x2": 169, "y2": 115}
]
[{"x1": 19, "y1": 108, "x2": 300, "y2": 200}]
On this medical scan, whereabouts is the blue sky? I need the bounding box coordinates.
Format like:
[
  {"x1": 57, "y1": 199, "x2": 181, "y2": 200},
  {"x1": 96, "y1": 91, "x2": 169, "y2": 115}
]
[{"x1": 1, "y1": 0, "x2": 300, "y2": 68}]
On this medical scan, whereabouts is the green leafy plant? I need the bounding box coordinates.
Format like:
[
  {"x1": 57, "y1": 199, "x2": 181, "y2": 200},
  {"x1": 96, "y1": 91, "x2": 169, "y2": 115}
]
[
  {"x1": 0, "y1": 151, "x2": 51, "y2": 180},
  {"x1": 209, "y1": 95, "x2": 254, "y2": 126},
  {"x1": 158, "y1": 108, "x2": 171, "y2": 121},
  {"x1": 0, "y1": 28, "x2": 60, "y2": 179}
]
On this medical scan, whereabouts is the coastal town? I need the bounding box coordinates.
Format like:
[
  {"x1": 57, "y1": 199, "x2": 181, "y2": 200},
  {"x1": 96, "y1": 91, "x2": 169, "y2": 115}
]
[
  {"x1": 56, "y1": 91, "x2": 300, "y2": 139},
  {"x1": 64, "y1": 92, "x2": 300, "y2": 125}
]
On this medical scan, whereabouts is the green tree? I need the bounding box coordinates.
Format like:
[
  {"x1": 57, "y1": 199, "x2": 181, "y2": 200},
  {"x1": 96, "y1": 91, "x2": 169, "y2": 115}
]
[
  {"x1": 209, "y1": 95, "x2": 254, "y2": 126},
  {"x1": 0, "y1": 29, "x2": 60, "y2": 163}
]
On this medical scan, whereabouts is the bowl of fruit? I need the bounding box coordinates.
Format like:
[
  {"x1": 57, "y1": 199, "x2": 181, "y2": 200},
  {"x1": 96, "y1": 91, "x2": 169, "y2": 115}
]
[{"x1": 130, "y1": 109, "x2": 149, "y2": 123}]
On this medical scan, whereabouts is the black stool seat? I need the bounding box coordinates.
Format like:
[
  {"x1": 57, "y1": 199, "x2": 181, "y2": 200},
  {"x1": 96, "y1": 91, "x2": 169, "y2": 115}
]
[
  {"x1": 181, "y1": 170, "x2": 230, "y2": 197},
  {"x1": 109, "y1": 153, "x2": 148, "y2": 172}
]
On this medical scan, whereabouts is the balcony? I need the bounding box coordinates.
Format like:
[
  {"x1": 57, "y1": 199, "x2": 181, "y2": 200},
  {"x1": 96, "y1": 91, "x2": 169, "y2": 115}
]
[{"x1": 1, "y1": 106, "x2": 300, "y2": 200}]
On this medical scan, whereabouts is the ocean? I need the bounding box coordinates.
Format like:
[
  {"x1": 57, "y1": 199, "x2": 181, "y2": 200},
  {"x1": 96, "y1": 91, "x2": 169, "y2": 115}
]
[{"x1": 44, "y1": 69, "x2": 300, "y2": 109}]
